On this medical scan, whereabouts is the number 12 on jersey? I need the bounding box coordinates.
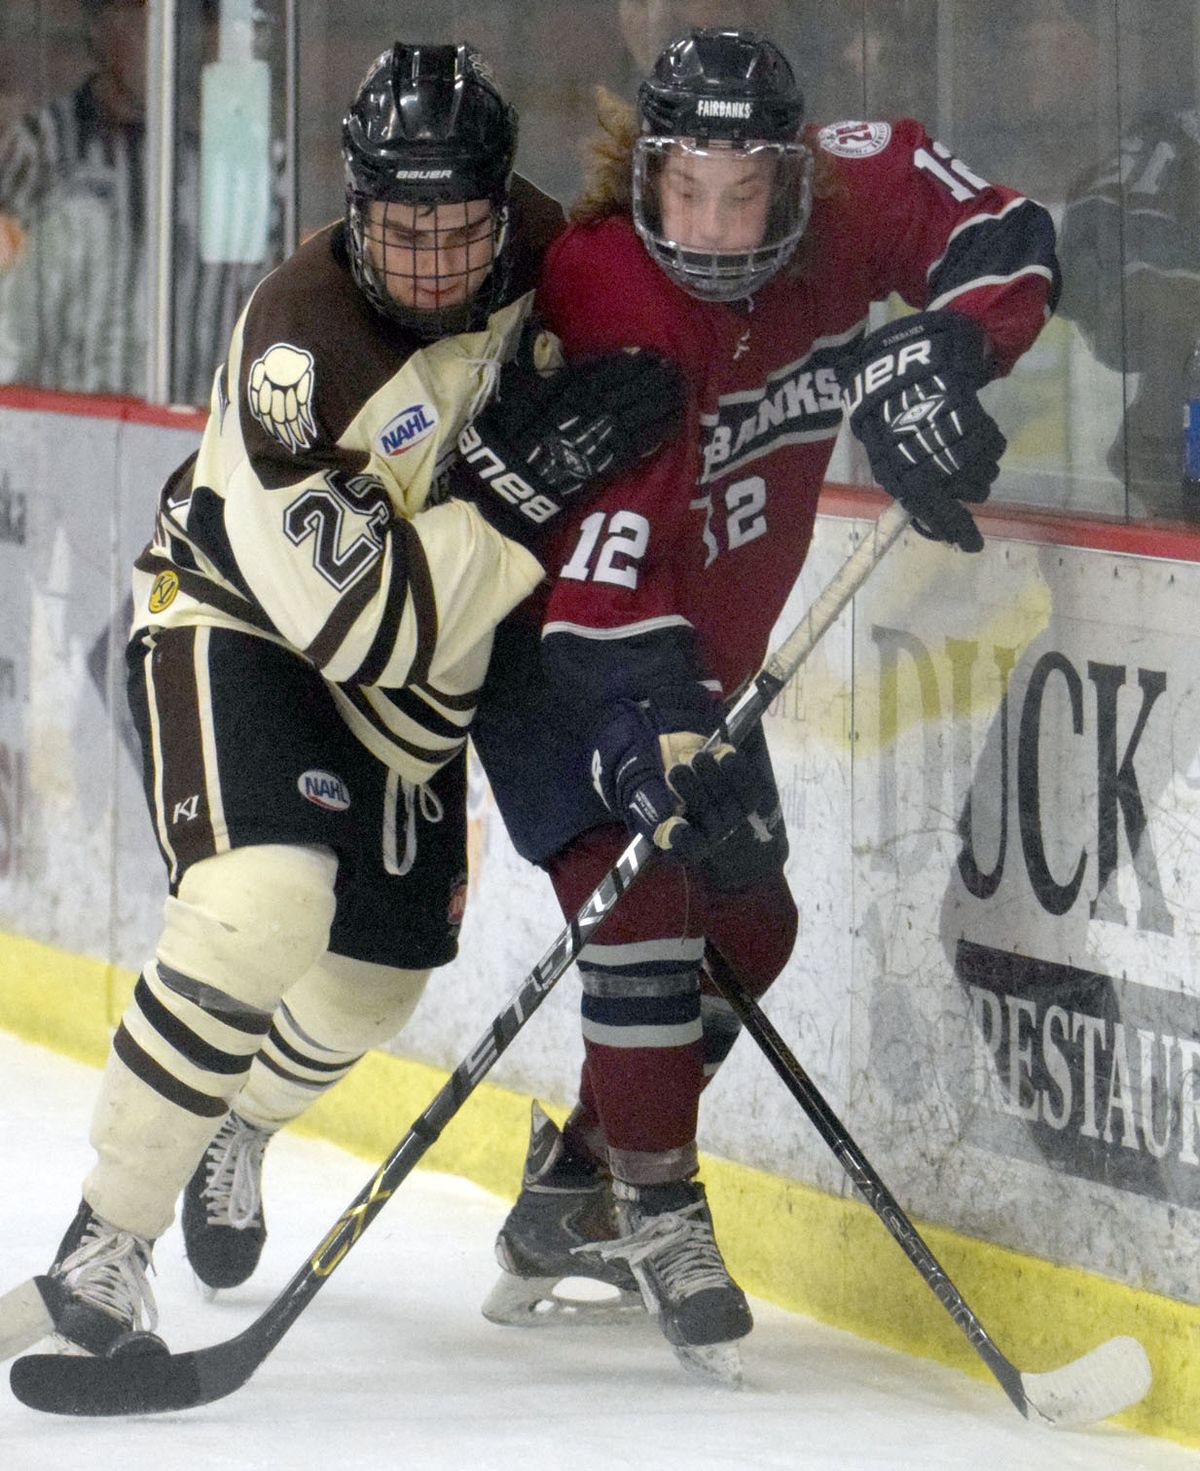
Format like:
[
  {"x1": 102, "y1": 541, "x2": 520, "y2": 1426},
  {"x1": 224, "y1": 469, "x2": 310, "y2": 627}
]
[
  {"x1": 559, "y1": 477, "x2": 770, "y2": 587},
  {"x1": 560, "y1": 510, "x2": 650, "y2": 588},
  {"x1": 914, "y1": 140, "x2": 988, "y2": 202}
]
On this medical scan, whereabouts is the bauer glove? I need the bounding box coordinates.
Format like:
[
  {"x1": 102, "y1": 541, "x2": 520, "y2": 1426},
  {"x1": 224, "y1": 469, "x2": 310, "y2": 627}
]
[
  {"x1": 840, "y1": 310, "x2": 1005, "y2": 553},
  {"x1": 590, "y1": 686, "x2": 762, "y2": 866},
  {"x1": 446, "y1": 339, "x2": 685, "y2": 551}
]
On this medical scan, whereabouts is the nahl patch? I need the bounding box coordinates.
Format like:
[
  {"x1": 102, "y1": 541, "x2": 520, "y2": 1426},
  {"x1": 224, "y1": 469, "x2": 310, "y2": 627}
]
[
  {"x1": 298, "y1": 769, "x2": 351, "y2": 812},
  {"x1": 376, "y1": 402, "x2": 438, "y2": 458}
]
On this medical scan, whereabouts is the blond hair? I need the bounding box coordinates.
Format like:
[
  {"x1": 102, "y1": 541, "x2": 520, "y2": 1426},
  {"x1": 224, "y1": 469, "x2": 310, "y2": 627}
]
[{"x1": 570, "y1": 89, "x2": 641, "y2": 225}]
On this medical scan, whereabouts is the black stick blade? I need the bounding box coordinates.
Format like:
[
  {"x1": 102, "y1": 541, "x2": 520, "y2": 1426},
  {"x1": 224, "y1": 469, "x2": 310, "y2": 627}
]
[{"x1": 10, "y1": 1343, "x2": 243, "y2": 1417}]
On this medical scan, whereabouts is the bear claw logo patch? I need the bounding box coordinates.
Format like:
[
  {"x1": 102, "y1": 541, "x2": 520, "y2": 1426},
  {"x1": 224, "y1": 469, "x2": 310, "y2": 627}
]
[{"x1": 248, "y1": 343, "x2": 318, "y2": 453}]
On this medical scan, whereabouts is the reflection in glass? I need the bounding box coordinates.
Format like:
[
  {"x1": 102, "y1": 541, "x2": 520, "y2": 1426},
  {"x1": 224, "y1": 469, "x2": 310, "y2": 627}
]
[
  {"x1": 0, "y1": 1, "x2": 284, "y2": 405},
  {"x1": 1060, "y1": 1, "x2": 1200, "y2": 520},
  {"x1": 0, "y1": 0, "x2": 1193, "y2": 521}
]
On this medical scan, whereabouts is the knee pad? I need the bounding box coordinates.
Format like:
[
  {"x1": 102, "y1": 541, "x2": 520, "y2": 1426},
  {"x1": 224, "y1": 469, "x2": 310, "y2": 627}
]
[
  {"x1": 704, "y1": 873, "x2": 798, "y2": 999},
  {"x1": 282, "y1": 953, "x2": 431, "y2": 1055},
  {"x1": 157, "y1": 844, "x2": 339, "y2": 1014},
  {"x1": 233, "y1": 956, "x2": 430, "y2": 1131}
]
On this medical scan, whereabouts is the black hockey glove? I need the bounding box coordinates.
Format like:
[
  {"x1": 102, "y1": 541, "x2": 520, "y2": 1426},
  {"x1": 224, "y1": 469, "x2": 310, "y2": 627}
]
[
  {"x1": 840, "y1": 311, "x2": 1005, "y2": 553},
  {"x1": 446, "y1": 342, "x2": 685, "y2": 551},
  {"x1": 692, "y1": 724, "x2": 789, "y2": 892},
  {"x1": 590, "y1": 686, "x2": 762, "y2": 866}
]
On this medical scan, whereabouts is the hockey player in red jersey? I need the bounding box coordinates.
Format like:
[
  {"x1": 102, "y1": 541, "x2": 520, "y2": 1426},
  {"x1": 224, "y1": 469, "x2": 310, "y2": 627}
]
[
  {"x1": 474, "y1": 28, "x2": 1059, "y2": 1384},
  {"x1": 0, "y1": 42, "x2": 684, "y2": 1364}
]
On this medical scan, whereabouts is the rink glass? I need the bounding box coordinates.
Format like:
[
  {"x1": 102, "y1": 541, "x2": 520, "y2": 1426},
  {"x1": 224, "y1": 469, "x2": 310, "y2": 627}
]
[{"x1": 0, "y1": 0, "x2": 1194, "y2": 524}]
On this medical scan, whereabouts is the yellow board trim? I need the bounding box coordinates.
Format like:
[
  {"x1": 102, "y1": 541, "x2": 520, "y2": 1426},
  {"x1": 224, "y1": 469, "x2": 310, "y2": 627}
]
[{"x1": 1, "y1": 929, "x2": 1194, "y2": 1445}]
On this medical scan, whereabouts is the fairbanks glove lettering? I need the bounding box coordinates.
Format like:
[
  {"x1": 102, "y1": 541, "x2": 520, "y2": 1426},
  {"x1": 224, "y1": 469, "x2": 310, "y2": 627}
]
[{"x1": 840, "y1": 310, "x2": 1005, "y2": 553}]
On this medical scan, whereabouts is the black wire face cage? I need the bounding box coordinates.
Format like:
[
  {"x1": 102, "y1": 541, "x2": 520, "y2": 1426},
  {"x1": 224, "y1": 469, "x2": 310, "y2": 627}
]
[
  {"x1": 632, "y1": 136, "x2": 813, "y2": 303},
  {"x1": 346, "y1": 189, "x2": 511, "y2": 338}
]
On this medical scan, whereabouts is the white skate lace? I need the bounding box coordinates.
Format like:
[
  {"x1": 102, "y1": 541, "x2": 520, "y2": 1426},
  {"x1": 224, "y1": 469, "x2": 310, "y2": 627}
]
[
  {"x1": 576, "y1": 1201, "x2": 731, "y2": 1298},
  {"x1": 203, "y1": 1114, "x2": 270, "y2": 1230},
  {"x1": 56, "y1": 1221, "x2": 158, "y2": 1332}
]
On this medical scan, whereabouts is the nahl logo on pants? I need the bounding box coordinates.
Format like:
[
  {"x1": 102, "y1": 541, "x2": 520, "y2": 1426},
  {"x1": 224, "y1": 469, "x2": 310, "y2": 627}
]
[{"x1": 298, "y1": 769, "x2": 351, "y2": 812}]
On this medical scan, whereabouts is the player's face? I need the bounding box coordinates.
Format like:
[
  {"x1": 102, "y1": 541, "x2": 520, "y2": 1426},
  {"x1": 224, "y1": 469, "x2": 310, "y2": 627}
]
[
  {"x1": 658, "y1": 145, "x2": 775, "y2": 253},
  {"x1": 363, "y1": 198, "x2": 496, "y2": 311}
]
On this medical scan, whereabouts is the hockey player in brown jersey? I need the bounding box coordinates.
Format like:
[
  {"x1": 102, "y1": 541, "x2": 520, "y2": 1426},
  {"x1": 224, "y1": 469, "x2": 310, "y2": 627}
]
[{"x1": 0, "y1": 41, "x2": 683, "y2": 1363}]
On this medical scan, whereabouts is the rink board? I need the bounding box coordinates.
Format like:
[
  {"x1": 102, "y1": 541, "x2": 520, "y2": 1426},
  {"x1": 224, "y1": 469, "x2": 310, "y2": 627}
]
[{"x1": 2, "y1": 394, "x2": 1200, "y2": 1442}]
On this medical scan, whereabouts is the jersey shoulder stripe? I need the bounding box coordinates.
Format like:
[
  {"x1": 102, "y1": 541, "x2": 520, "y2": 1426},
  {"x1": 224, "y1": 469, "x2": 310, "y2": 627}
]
[{"x1": 927, "y1": 198, "x2": 1061, "y2": 312}]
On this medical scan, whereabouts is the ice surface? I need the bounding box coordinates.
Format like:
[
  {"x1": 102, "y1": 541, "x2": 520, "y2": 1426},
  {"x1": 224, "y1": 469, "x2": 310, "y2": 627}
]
[{"x1": 0, "y1": 1031, "x2": 1190, "y2": 1471}]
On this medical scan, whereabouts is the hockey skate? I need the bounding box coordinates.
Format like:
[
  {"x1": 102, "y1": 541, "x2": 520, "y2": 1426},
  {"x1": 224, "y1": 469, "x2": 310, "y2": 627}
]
[
  {"x1": 0, "y1": 1200, "x2": 161, "y2": 1361},
  {"x1": 482, "y1": 1102, "x2": 643, "y2": 1327},
  {"x1": 587, "y1": 1178, "x2": 752, "y2": 1387},
  {"x1": 182, "y1": 1110, "x2": 272, "y2": 1293}
]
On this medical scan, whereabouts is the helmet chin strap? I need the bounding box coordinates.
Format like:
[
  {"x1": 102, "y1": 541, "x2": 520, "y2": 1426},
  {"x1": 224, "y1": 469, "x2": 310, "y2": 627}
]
[{"x1": 376, "y1": 289, "x2": 492, "y2": 340}]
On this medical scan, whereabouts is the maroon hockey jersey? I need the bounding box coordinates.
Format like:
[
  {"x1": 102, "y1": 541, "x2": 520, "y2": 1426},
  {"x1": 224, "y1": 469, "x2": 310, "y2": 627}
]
[
  {"x1": 473, "y1": 118, "x2": 1059, "y2": 864},
  {"x1": 538, "y1": 117, "x2": 1057, "y2": 697}
]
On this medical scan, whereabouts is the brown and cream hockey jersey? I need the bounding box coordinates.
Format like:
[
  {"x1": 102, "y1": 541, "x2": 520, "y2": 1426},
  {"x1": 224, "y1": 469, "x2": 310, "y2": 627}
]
[{"x1": 130, "y1": 179, "x2": 565, "y2": 784}]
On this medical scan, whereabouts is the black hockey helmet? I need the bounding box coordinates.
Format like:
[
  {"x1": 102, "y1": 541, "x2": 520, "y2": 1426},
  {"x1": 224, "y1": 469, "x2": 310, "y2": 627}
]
[
  {"x1": 633, "y1": 29, "x2": 813, "y2": 302},
  {"x1": 342, "y1": 43, "x2": 518, "y2": 335},
  {"x1": 639, "y1": 27, "x2": 805, "y2": 144}
]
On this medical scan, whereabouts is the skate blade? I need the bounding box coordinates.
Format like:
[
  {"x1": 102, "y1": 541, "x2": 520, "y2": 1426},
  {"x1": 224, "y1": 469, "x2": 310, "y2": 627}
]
[
  {"x1": 191, "y1": 1272, "x2": 219, "y2": 1304},
  {"x1": 482, "y1": 1271, "x2": 644, "y2": 1328},
  {"x1": 0, "y1": 1277, "x2": 57, "y2": 1362},
  {"x1": 673, "y1": 1340, "x2": 743, "y2": 1390}
]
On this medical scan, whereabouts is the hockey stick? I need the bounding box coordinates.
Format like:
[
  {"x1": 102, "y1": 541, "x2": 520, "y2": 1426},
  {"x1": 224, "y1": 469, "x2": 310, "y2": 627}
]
[
  {"x1": 701, "y1": 947, "x2": 1152, "y2": 1429},
  {"x1": 9, "y1": 501, "x2": 911, "y2": 1417}
]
